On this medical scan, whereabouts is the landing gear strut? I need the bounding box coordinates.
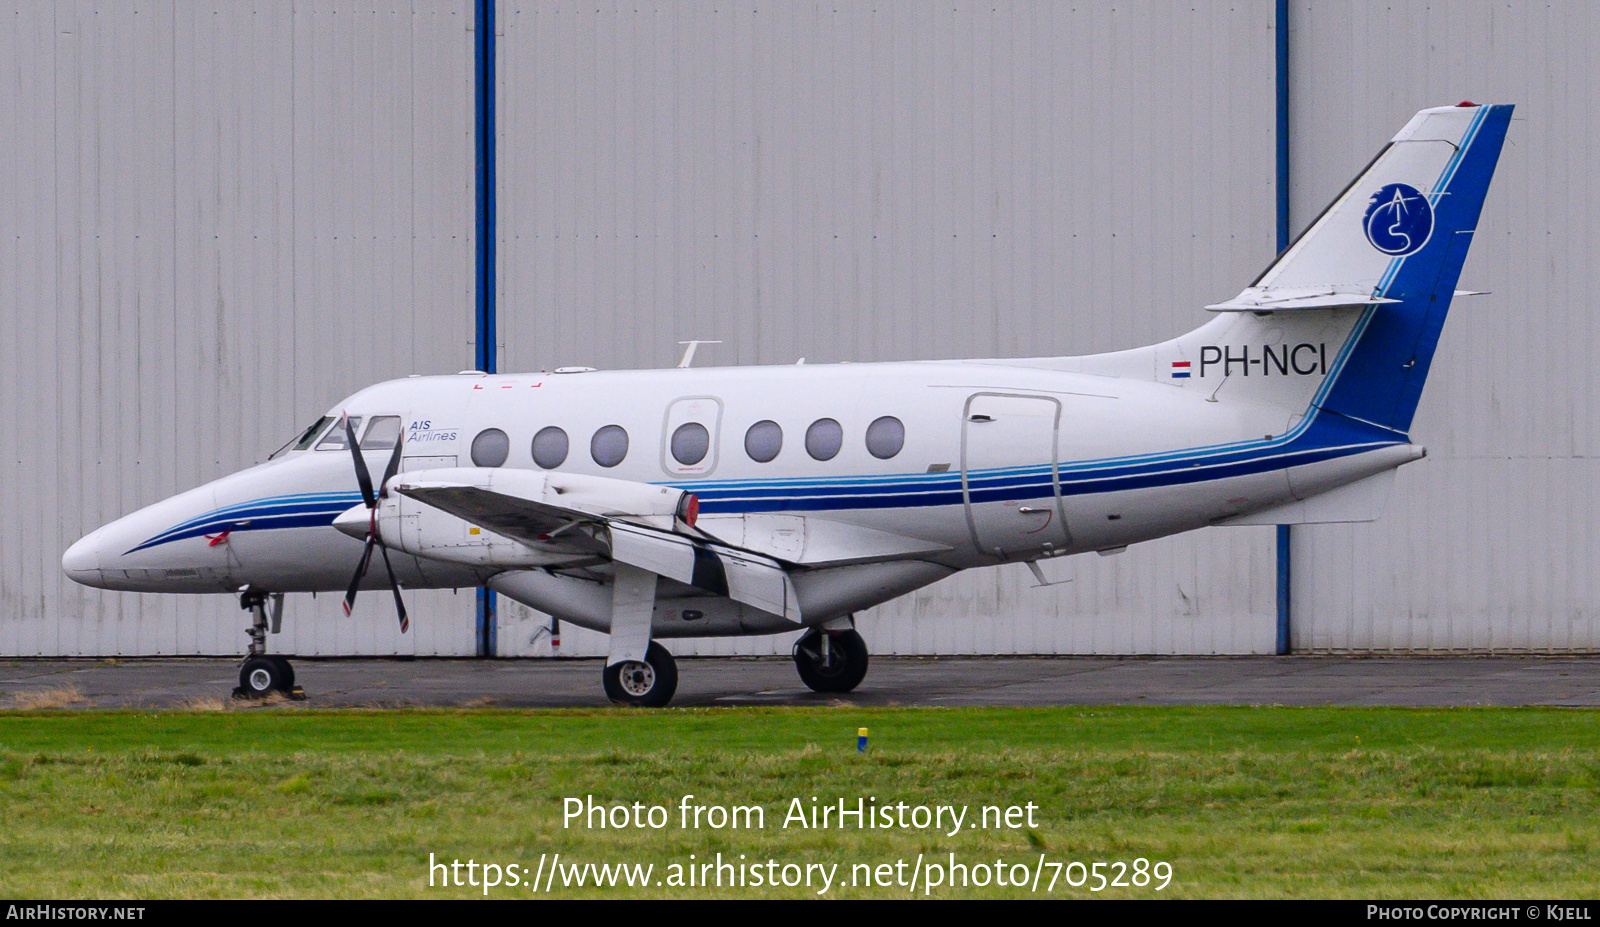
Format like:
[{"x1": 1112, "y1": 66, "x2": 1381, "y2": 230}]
[
  {"x1": 233, "y1": 588, "x2": 304, "y2": 700},
  {"x1": 793, "y1": 623, "x2": 870, "y2": 694},
  {"x1": 603, "y1": 641, "x2": 678, "y2": 708}
]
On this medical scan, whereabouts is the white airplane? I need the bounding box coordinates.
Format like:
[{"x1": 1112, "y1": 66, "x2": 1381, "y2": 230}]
[{"x1": 62, "y1": 103, "x2": 1512, "y2": 706}]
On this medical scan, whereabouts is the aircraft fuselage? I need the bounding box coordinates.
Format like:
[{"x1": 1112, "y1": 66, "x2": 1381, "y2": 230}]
[{"x1": 63, "y1": 356, "x2": 1410, "y2": 615}]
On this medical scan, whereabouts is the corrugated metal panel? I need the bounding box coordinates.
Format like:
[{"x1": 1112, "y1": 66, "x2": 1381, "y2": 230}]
[
  {"x1": 1289, "y1": 1, "x2": 1600, "y2": 651},
  {"x1": 1, "y1": 1, "x2": 480, "y2": 656},
  {"x1": 493, "y1": 1, "x2": 1283, "y2": 656},
  {"x1": 11, "y1": 1, "x2": 1595, "y2": 661}
]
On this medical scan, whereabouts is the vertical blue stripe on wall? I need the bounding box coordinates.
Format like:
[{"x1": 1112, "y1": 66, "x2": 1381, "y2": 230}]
[
  {"x1": 474, "y1": 0, "x2": 498, "y2": 657},
  {"x1": 1274, "y1": 0, "x2": 1292, "y2": 656}
]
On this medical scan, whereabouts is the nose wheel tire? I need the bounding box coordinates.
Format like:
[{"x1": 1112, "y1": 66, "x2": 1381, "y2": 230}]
[
  {"x1": 794, "y1": 628, "x2": 869, "y2": 693},
  {"x1": 602, "y1": 641, "x2": 678, "y2": 708},
  {"x1": 267, "y1": 655, "x2": 295, "y2": 689},
  {"x1": 233, "y1": 655, "x2": 305, "y2": 700},
  {"x1": 236, "y1": 655, "x2": 287, "y2": 698}
]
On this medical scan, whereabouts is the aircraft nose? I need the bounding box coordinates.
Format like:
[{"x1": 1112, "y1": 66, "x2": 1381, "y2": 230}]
[{"x1": 61, "y1": 529, "x2": 109, "y2": 587}]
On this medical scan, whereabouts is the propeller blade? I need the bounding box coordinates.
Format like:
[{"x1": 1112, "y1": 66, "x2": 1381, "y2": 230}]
[
  {"x1": 375, "y1": 542, "x2": 410, "y2": 634},
  {"x1": 343, "y1": 415, "x2": 376, "y2": 509},
  {"x1": 379, "y1": 432, "x2": 405, "y2": 498},
  {"x1": 342, "y1": 535, "x2": 376, "y2": 616}
]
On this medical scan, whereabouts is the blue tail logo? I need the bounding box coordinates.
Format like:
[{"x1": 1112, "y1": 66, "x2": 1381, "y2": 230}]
[
  {"x1": 1363, "y1": 182, "x2": 1434, "y2": 256},
  {"x1": 1320, "y1": 103, "x2": 1513, "y2": 435}
]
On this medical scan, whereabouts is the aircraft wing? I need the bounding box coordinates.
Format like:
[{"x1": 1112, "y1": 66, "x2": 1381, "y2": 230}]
[
  {"x1": 393, "y1": 467, "x2": 947, "y2": 563},
  {"x1": 391, "y1": 468, "x2": 805, "y2": 619},
  {"x1": 388, "y1": 467, "x2": 947, "y2": 621}
]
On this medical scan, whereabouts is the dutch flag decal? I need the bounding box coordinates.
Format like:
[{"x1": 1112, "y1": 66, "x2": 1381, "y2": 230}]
[{"x1": 1171, "y1": 361, "x2": 1192, "y2": 379}]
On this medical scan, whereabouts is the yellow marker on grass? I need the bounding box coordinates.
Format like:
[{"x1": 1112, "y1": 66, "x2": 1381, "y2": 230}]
[{"x1": 857, "y1": 727, "x2": 869, "y2": 753}]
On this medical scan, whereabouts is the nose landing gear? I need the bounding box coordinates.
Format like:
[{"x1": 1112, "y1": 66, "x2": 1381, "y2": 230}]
[{"x1": 232, "y1": 588, "x2": 305, "y2": 700}]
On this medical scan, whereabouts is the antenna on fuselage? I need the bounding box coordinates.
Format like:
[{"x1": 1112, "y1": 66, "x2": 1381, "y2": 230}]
[
  {"x1": 676, "y1": 340, "x2": 723, "y2": 368},
  {"x1": 1025, "y1": 560, "x2": 1071, "y2": 588}
]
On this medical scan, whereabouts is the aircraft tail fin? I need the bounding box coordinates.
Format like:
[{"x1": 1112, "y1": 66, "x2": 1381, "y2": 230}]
[
  {"x1": 1209, "y1": 102, "x2": 1513, "y2": 433},
  {"x1": 1011, "y1": 104, "x2": 1511, "y2": 438}
]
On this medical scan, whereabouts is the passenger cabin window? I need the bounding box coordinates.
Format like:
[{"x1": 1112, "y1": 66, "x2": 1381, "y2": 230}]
[
  {"x1": 671, "y1": 422, "x2": 710, "y2": 466},
  {"x1": 315, "y1": 417, "x2": 362, "y2": 450},
  {"x1": 865, "y1": 416, "x2": 905, "y2": 459},
  {"x1": 591, "y1": 425, "x2": 629, "y2": 468},
  {"x1": 805, "y1": 418, "x2": 843, "y2": 461},
  {"x1": 532, "y1": 426, "x2": 569, "y2": 469},
  {"x1": 661, "y1": 397, "x2": 722, "y2": 478},
  {"x1": 362, "y1": 416, "x2": 403, "y2": 450},
  {"x1": 471, "y1": 428, "x2": 510, "y2": 468},
  {"x1": 744, "y1": 420, "x2": 783, "y2": 463}
]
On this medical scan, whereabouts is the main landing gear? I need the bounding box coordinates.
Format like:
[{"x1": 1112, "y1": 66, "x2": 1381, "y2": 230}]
[
  {"x1": 232, "y1": 588, "x2": 305, "y2": 700},
  {"x1": 601, "y1": 563, "x2": 682, "y2": 708},
  {"x1": 793, "y1": 622, "x2": 870, "y2": 694},
  {"x1": 602, "y1": 641, "x2": 679, "y2": 708}
]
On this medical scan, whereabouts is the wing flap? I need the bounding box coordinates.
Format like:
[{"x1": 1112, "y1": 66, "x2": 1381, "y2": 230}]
[
  {"x1": 609, "y1": 522, "x2": 799, "y2": 621},
  {"x1": 694, "y1": 513, "x2": 952, "y2": 565}
]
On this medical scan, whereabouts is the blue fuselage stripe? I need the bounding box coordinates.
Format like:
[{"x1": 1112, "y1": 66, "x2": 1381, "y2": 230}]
[{"x1": 130, "y1": 414, "x2": 1397, "y2": 550}]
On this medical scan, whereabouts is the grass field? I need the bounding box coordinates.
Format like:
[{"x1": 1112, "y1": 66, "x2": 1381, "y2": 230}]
[{"x1": 0, "y1": 704, "x2": 1596, "y2": 898}]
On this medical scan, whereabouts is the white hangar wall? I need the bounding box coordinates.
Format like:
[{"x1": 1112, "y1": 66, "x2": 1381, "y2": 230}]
[
  {"x1": 1287, "y1": 1, "x2": 1600, "y2": 651},
  {"x1": 14, "y1": 2, "x2": 1582, "y2": 660},
  {"x1": 488, "y1": 1, "x2": 1285, "y2": 657},
  {"x1": 0, "y1": 1, "x2": 481, "y2": 656}
]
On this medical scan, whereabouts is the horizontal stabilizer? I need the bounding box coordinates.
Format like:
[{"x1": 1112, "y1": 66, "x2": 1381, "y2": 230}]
[{"x1": 1206, "y1": 287, "x2": 1400, "y2": 312}]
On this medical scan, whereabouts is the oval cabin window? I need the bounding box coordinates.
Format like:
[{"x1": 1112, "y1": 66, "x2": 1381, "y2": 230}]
[
  {"x1": 671, "y1": 422, "x2": 711, "y2": 466},
  {"x1": 864, "y1": 416, "x2": 905, "y2": 459},
  {"x1": 805, "y1": 418, "x2": 843, "y2": 461},
  {"x1": 744, "y1": 420, "x2": 783, "y2": 463},
  {"x1": 471, "y1": 428, "x2": 510, "y2": 468},
  {"x1": 591, "y1": 425, "x2": 629, "y2": 468},
  {"x1": 532, "y1": 426, "x2": 569, "y2": 469}
]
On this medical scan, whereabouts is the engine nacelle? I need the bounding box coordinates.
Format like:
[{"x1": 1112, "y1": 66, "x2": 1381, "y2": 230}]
[{"x1": 332, "y1": 467, "x2": 697, "y2": 568}]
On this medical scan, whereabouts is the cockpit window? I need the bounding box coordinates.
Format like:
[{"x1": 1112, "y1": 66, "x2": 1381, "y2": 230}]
[
  {"x1": 315, "y1": 417, "x2": 362, "y2": 451},
  {"x1": 361, "y1": 416, "x2": 403, "y2": 450},
  {"x1": 271, "y1": 415, "x2": 335, "y2": 459}
]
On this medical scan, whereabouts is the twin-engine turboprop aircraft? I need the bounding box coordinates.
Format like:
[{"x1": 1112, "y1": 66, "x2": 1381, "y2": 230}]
[{"x1": 63, "y1": 104, "x2": 1512, "y2": 706}]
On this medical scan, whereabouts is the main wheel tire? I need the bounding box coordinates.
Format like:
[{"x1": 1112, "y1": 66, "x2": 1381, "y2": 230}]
[
  {"x1": 237, "y1": 655, "x2": 287, "y2": 698},
  {"x1": 602, "y1": 641, "x2": 678, "y2": 708},
  {"x1": 267, "y1": 655, "x2": 295, "y2": 689},
  {"x1": 793, "y1": 628, "x2": 869, "y2": 693}
]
